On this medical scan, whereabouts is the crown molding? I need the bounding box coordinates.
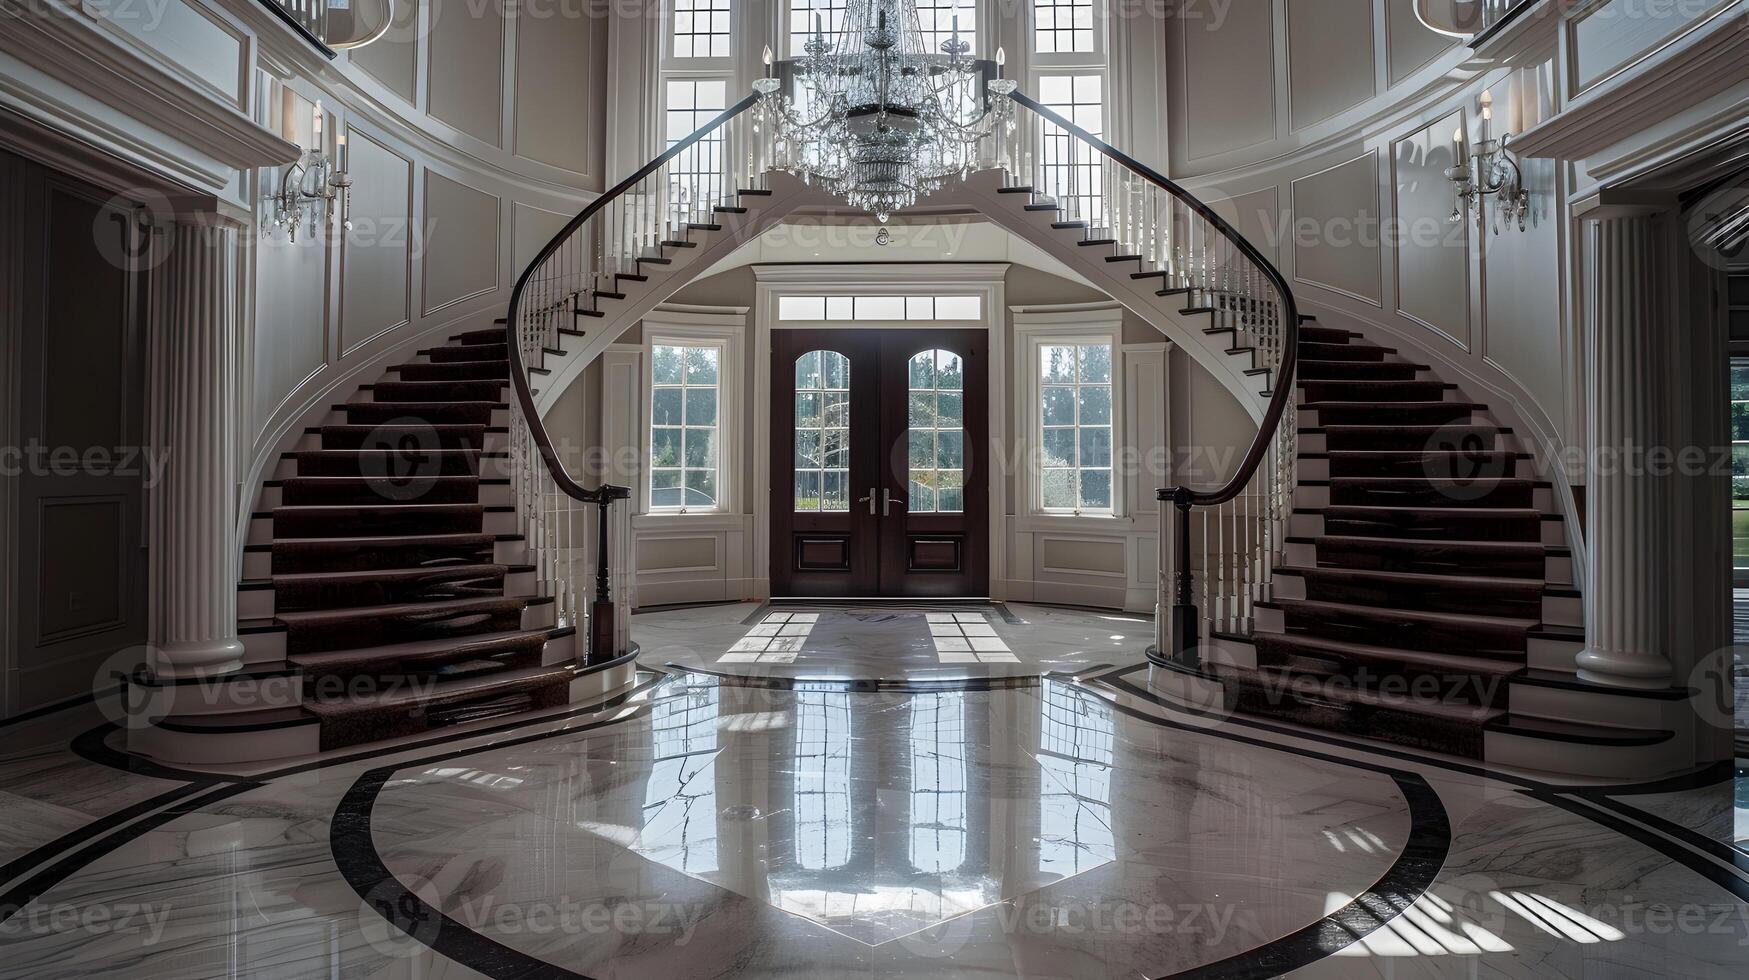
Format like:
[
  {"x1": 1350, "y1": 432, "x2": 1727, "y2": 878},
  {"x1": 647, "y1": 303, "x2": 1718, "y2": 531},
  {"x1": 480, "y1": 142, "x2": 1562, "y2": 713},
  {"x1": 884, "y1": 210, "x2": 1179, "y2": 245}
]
[
  {"x1": 0, "y1": 5, "x2": 299, "y2": 188},
  {"x1": 1512, "y1": 2, "x2": 1749, "y2": 168}
]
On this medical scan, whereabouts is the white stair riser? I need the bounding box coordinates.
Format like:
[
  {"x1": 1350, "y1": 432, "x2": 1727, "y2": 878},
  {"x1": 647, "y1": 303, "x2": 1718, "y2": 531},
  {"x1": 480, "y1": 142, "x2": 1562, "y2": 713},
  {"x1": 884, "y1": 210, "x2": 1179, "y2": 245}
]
[
  {"x1": 1273, "y1": 574, "x2": 1307, "y2": 600},
  {"x1": 569, "y1": 657, "x2": 638, "y2": 703},
  {"x1": 1485, "y1": 729, "x2": 1687, "y2": 781},
  {"x1": 1543, "y1": 593, "x2": 1582, "y2": 628},
  {"x1": 485, "y1": 509, "x2": 517, "y2": 535},
  {"x1": 243, "y1": 549, "x2": 271, "y2": 579},
  {"x1": 239, "y1": 587, "x2": 274, "y2": 619},
  {"x1": 127, "y1": 718, "x2": 321, "y2": 765},
  {"x1": 496, "y1": 538, "x2": 529, "y2": 564},
  {"x1": 542, "y1": 631, "x2": 579, "y2": 667},
  {"x1": 128, "y1": 673, "x2": 304, "y2": 717},
  {"x1": 1145, "y1": 663, "x2": 1231, "y2": 716},
  {"x1": 1252, "y1": 606, "x2": 1285, "y2": 633},
  {"x1": 239, "y1": 628, "x2": 286, "y2": 664},
  {"x1": 1528, "y1": 634, "x2": 1584, "y2": 671},
  {"x1": 503, "y1": 568, "x2": 539, "y2": 597},
  {"x1": 1510, "y1": 684, "x2": 1696, "y2": 733},
  {"x1": 522, "y1": 602, "x2": 557, "y2": 631}
]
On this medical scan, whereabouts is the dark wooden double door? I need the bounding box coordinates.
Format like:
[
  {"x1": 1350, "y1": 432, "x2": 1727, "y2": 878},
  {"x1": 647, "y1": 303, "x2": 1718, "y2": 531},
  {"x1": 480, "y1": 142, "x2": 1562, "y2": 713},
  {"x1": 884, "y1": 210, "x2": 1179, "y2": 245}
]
[{"x1": 771, "y1": 329, "x2": 988, "y2": 598}]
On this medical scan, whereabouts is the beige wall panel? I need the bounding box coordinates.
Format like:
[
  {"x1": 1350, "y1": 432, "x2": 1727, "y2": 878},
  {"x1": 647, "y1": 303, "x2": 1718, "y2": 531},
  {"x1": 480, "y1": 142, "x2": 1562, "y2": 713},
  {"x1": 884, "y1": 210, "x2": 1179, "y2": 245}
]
[
  {"x1": 1206, "y1": 186, "x2": 1284, "y2": 265},
  {"x1": 422, "y1": 171, "x2": 502, "y2": 314},
  {"x1": 638, "y1": 536, "x2": 719, "y2": 571},
  {"x1": 341, "y1": 130, "x2": 414, "y2": 354},
  {"x1": 514, "y1": 5, "x2": 597, "y2": 176},
  {"x1": 1038, "y1": 537, "x2": 1126, "y2": 575},
  {"x1": 111, "y1": 0, "x2": 243, "y2": 104},
  {"x1": 1180, "y1": 0, "x2": 1277, "y2": 159},
  {"x1": 1286, "y1": 0, "x2": 1377, "y2": 131},
  {"x1": 513, "y1": 202, "x2": 572, "y2": 274},
  {"x1": 1385, "y1": 0, "x2": 1456, "y2": 85},
  {"x1": 1392, "y1": 112, "x2": 1470, "y2": 348},
  {"x1": 428, "y1": 0, "x2": 506, "y2": 144},
  {"x1": 1291, "y1": 151, "x2": 1384, "y2": 305},
  {"x1": 349, "y1": 0, "x2": 421, "y2": 103},
  {"x1": 1482, "y1": 155, "x2": 1567, "y2": 441}
]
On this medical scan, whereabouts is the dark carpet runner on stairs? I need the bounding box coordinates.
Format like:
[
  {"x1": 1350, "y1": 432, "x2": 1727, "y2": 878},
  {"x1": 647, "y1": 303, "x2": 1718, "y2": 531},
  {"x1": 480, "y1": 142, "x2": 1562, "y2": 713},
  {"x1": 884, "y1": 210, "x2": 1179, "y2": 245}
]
[{"x1": 267, "y1": 332, "x2": 569, "y2": 751}]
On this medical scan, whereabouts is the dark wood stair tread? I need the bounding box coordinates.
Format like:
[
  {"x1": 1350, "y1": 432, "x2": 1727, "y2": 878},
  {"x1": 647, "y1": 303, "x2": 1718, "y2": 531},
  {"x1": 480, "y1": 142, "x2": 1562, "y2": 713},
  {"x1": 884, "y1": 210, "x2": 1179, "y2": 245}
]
[
  {"x1": 1254, "y1": 629, "x2": 1527, "y2": 675},
  {"x1": 274, "y1": 594, "x2": 543, "y2": 626},
  {"x1": 1276, "y1": 564, "x2": 1548, "y2": 592},
  {"x1": 1248, "y1": 666, "x2": 1507, "y2": 724},
  {"x1": 289, "y1": 628, "x2": 556, "y2": 673},
  {"x1": 270, "y1": 562, "x2": 511, "y2": 586},
  {"x1": 304, "y1": 664, "x2": 573, "y2": 714},
  {"x1": 1261, "y1": 596, "x2": 1539, "y2": 632},
  {"x1": 1484, "y1": 714, "x2": 1673, "y2": 746}
]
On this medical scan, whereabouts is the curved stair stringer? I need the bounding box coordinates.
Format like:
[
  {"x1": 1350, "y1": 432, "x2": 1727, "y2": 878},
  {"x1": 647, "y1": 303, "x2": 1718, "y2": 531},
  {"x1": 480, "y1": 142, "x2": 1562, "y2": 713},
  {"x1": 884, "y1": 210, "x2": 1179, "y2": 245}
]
[
  {"x1": 955, "y1": 170, "x2": 1276, "y2": 423},
  {"x1": 529, "y1": 174, "x2": 833, "y2": 419}
]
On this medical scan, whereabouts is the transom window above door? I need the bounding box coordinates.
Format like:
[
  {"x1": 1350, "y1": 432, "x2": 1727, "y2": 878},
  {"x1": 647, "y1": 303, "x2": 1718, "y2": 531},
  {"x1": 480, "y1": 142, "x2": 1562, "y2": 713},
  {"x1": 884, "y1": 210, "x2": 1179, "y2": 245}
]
[{"x1": 777, "y1": 294, "x2": 982, "y2": 322}]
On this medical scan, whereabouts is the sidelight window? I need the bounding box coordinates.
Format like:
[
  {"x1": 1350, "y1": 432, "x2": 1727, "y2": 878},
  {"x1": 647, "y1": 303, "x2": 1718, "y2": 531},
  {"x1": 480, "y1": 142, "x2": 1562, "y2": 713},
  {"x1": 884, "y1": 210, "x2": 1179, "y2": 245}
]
[
  {"x1": 794, "y1": 349, "x2": 852, "y2": 512},
  {"x1": 651, "y1": 342, "x2": 723, "y2": 511}
]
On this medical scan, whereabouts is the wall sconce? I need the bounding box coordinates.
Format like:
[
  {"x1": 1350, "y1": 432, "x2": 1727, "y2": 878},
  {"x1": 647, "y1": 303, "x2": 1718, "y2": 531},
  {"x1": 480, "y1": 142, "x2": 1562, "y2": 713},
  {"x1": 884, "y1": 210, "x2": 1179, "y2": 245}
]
[
  {"x1": 1446, "y1": 91, "x2": 1530, "y2": 233},
  {"x1": 265, "y1": 101, "x2": 353, "y2": 241}
]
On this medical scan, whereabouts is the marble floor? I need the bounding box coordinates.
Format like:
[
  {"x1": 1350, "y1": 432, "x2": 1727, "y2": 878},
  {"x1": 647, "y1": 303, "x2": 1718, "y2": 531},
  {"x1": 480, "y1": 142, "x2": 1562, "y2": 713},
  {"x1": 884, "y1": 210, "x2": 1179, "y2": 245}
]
[
  {"x1": 633, "y1": 601, "x2": 1155, "y2": 681},
  {"x1": 0, "y1": 659, "x2": 1743, "y2": 978}
]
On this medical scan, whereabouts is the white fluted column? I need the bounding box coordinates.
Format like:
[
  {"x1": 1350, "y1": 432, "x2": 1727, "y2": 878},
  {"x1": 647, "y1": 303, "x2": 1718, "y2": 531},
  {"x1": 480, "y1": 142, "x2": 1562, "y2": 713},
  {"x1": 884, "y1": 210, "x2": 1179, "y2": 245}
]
[
  {"x1": 1576, "y1": 210, "x2": 1673, "y2": 689},
  {"x1": 147, "y1": 220, "x2": 245, "y2": 678}
]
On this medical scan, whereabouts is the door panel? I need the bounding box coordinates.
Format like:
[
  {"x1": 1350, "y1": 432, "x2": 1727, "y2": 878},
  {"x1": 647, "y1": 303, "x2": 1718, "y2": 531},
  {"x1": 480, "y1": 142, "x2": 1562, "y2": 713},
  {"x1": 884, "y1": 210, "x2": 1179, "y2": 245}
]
[
  {"x1": 770, "y1": 330, "x2": 880, "y2": 596},
  {"x1": 769, "y1": 328, "x2": 988, "y2": 598},
  {"x1": 877, "y1": 332, "x2": 988, "y2": 597},
  {"x1": 7, "y1": 157, "x2": 150, "y2": 711}
]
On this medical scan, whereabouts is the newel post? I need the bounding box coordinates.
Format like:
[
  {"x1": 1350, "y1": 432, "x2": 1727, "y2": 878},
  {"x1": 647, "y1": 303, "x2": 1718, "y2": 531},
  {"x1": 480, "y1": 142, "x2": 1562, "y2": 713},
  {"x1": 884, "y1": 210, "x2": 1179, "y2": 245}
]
[
  {"x1": 590, "y1": 485, "x2": 632, "y2": 665},
  {"x1": 1161, "y1": 486, "x2": 1200, "y2": 669}
]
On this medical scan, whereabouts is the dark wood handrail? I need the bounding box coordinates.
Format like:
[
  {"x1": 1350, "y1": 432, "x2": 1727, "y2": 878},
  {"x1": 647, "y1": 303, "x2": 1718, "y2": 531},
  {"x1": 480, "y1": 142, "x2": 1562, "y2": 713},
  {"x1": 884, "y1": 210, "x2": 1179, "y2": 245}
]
[
  {"x1": 1009, "y1": 91, "x2": 1300, "y2": 510},
  {"x1": 504, "y1": 93, "x2": 761, "y2": 504}
]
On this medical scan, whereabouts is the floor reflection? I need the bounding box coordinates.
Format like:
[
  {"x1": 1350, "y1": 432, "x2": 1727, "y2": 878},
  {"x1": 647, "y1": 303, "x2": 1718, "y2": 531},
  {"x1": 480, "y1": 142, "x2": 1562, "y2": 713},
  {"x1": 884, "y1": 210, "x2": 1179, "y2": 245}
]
[{"x1": 627, "y1": 675, "x2": 1120, "y2": 945}]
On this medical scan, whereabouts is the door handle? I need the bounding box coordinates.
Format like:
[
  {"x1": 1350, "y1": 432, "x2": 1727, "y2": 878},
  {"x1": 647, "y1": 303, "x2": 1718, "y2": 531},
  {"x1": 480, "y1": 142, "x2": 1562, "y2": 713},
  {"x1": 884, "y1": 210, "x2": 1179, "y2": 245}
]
[
  {"x1": 858, "y1": 490, "x2": 875, "y2": 516},
  {"x1": 882, "y1": 488, "x2": 905, "y2": 517}
]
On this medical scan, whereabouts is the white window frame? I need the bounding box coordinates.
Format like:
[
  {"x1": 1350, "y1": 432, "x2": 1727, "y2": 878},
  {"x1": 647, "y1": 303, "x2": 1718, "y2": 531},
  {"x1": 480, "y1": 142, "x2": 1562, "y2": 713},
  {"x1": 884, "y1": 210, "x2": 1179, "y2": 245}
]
[
  {"x1": 1021, "y1": 0, "x2": 1105, "y2": 64},
  {"x1": 1027, "y1": 0, "x2": 1105, "y2": 64},
  {"x1": 1015, "y1": 304, "x2": 1124, "y2": 518},
  {"x1": 663, "y1": 0, "x2": 737, "y2": 71},
  {"x1": 641, "y1": 308, "x2": 745, "y2": 517}
]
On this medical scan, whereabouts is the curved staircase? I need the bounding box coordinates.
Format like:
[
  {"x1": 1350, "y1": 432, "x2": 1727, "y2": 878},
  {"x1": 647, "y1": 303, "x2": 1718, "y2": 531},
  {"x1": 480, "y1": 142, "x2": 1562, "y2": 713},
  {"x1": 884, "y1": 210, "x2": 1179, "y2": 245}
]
[{"x1": 119, "y1": 81, "x2": 1698, "y2": 780}]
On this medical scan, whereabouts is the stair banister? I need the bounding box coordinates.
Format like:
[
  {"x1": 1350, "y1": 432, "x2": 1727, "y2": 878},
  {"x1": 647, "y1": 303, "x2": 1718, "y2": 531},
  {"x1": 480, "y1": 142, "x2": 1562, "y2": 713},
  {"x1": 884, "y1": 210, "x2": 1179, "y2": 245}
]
[
  {"x1": 1006, "y1": 91, "x2": 1302, "y2": 667},
  {"x1": 504, "y1": 93, "x2": 763, "y2": 663}
]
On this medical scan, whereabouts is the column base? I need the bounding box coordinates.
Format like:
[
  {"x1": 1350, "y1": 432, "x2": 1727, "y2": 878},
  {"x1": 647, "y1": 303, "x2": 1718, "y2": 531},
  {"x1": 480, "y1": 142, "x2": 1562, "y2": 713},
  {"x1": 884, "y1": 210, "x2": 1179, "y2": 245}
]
[
  {"x1": 1575, "y1": 647, "x2": 1674, "y2": 690},
  {"x1": 152, "y1": 637, "x2": 247, "y2": 679}
]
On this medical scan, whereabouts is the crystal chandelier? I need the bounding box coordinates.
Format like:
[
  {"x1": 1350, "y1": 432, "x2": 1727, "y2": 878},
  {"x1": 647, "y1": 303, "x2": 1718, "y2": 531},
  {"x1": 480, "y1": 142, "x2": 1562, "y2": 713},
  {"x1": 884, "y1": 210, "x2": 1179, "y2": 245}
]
[{"x1": 754, "y1": 0, "x2": 1015, "y2": 222}]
